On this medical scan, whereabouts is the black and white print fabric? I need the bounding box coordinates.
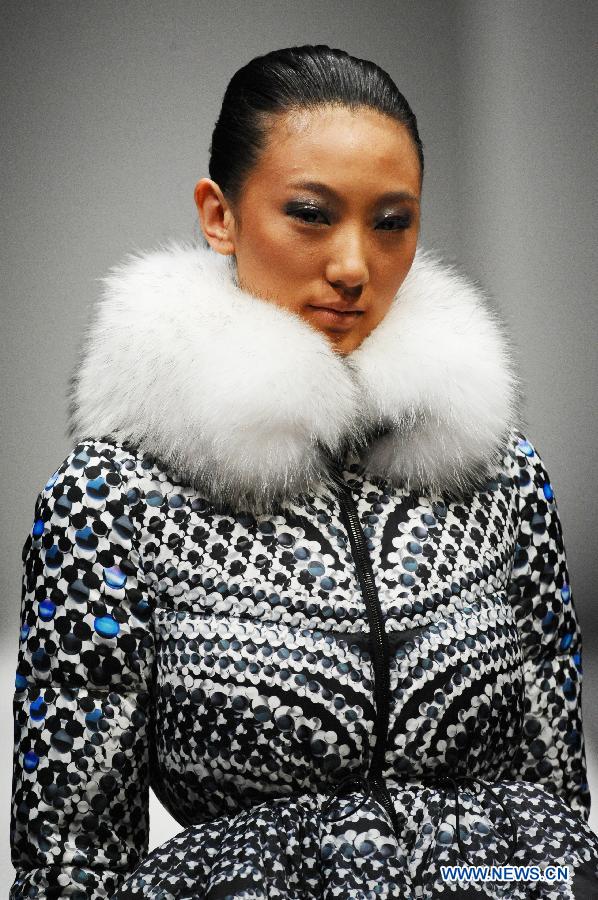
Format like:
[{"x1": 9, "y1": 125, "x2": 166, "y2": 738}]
[
  {"x1": 10, "y1": 243, "x2": 598, "y2": 898},
  {"x1": 10, "y1": 433, "x2": 598, "y2": 898}
]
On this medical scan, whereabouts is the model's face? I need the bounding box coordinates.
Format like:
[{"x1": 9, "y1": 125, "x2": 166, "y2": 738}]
[{"x1": 196, "y1": 104, "x2": 422, "y2": 355}]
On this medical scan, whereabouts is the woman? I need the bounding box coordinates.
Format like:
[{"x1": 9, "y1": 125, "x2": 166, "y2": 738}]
[{"x1": 10, "y1": 44, "x2": 598, "y2": 900}]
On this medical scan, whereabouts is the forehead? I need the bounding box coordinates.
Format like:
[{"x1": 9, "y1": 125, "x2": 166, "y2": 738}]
[{"x1": 251, "y1": 104, "x2": 421, "y2": 191}]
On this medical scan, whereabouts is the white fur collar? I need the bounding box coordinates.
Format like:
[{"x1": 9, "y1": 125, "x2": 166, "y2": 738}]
[{"x1": 66, "y1": 241, "x2": 523, "y2": 513}]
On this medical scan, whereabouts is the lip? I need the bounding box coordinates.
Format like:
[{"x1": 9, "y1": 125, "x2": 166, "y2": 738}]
[
  {"x1": 309, "y1": 303, "x2": 365, "y2": 314},
  {"x1": 307, "y1": 304, "x2": 364, "y2": 330}
]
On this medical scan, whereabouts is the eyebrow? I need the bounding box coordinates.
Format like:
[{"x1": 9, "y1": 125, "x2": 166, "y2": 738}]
[{"x1": 286, "y1": 179, "x2": 420, "y2": 205}]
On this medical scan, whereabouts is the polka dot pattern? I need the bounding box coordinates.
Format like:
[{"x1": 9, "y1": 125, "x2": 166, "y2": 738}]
[{"x1": 10, "y1": 428, "x2": 598, "y2": 898}]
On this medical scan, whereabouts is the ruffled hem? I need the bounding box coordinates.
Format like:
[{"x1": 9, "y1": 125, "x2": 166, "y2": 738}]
[{"x1": 112, "y1": 781, "x2": 598, "y2": 899}]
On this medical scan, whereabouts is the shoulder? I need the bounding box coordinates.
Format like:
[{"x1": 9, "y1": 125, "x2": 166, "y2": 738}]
[
  {"x1": 36, "y1": 438, "x2": 141, "y2": 504},
  {"x1": 23, "y1": 438, "x2": 157, "y2": 610},
  {"x1": 33, "y1": 438, "x2": 191, "y2": 538},
  {"x1": 499, "y1": 427, "x2": 566, "y2": 550},
  {"x1": 29, "y1": 438, "x2": 162, "y2": 543},
  {"x1": 502, "y1": 427, "x2": 558, "y2": 499}
]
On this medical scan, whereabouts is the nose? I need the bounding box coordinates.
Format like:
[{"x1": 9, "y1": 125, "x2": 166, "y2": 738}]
[{"x1": 325, "y1": 229, "x2": 369, "y2": 297}]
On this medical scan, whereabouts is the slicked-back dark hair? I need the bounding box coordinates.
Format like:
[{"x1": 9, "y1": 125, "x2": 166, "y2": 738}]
[{"x1": 208, "y1": 44, "x2": 424, "y2": 209}]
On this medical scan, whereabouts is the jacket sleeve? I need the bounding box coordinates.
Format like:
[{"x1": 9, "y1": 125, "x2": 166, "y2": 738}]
[
  {"x1": 10, "y1": 443, "x2": 155, "y2": 899},
  {"x1": 506, "y1": 433, "x2": 591, "y2": 823}
]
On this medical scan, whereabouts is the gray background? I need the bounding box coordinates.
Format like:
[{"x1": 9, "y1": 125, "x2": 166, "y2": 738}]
[{"x1": 2, "y1": 0, "x2": 597, "y2": 885}]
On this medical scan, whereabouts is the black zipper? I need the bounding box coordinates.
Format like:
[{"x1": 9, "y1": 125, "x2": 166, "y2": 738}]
[{"x1": 329, "y1": 460, "x2": 403, "y2": 838}]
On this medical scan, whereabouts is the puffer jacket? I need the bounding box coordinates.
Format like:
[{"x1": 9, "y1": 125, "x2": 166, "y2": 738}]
[{"x1": 10, "y1": 242, "x2": 598, "y2": 899}]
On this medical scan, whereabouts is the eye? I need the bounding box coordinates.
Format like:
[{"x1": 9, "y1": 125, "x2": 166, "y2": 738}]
[
  {"x1": 285, "y1": 204, "x2": 329, "y2": 225},
  {"x1": 376, "y1": 214, "x2": 412, "y2": 231}
]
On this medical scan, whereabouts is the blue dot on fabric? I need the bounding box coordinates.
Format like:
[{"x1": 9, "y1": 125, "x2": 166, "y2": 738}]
[
  {"x1": 357, "y1": 839, "x2": 375, "y2": 856},
  {"x1": 517, "y1": 439, "x2": 535, "y2": 456},
  {"x1": 20, "y1": 623, "x2": 30, "y2": 642},
  {"x1": 543, "y1": 481, "x2": 554, "y2": 501},
  {"x1": 560, "y1": 633, "x2": 573, "y2": 652},
  {"x1": 75, "y1": 526, "x2": 95, "y2": 549},
  {"x1": 85, "y1": 708, "x2": 102, "y2": 726},
  {"x1": 561, "y1": 583, "x2": 571, "y2": 604},
  {"x1": 518, "y1": 470, "x2": 531, "y2": 488},
  {"x1": 38, "y1": 599, "x2": 56, "y2": 621},
  {"x1": 407, "y1": 541, "x2": 422, "y2": 554},
  {"x1": 563, "y1": 678, "x2": 576, "y2": 701},
  {"x1": 94, "y1": 615, "x2": 120, "y2": 638},
  {"x1": 133, "y1": 599, "x2": 151, "y2": 621},
  {"x1": 32, "y1": 518, "x2": 45, "y2": 538},
  {"x1": 103, "y1": 566, "x2": 127, "y2": 589},
  {"x1": 254, "y1": 706, "x2": 270, "y2": 723},
  {"x1": 87, "y1": 476, "x2": 108, "y2": 500},
  {"x1": 23, "y1": 750, "x2": 40, "y2": 772},
  {"x1": 258, "y1": 521, "x2": 275, "y2": 535},
  {"x1": 30, "y1": 696, "x2": 46, "y2": 721},
  {"x1": 44, "y1": 471, "x2": 59, "y2": 491},
  {"x1": 15, "y1": 672, "x2": 28, "y2": 691},
  {"x1": 437, "y1": 827, "x2": 454, "y2": 845},
  {"x1": 46, "y1": 545, "x2": 61, "y2": 568},
  {"x1": 73, "y1": 449, "x2": 90, "y2": 468}
]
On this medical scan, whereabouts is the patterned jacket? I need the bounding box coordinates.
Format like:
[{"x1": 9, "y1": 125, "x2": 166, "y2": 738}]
[{"x1": 10, "y1": 242, "x2": 591, "y2": 898}]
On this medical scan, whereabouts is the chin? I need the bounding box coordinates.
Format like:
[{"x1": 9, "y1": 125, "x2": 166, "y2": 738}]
[{"x1": 330, "y1": 335, "x2": 362, "y2": 355}]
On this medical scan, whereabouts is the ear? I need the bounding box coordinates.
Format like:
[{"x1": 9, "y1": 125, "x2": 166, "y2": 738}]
[{"x1": 193, "y1": 178, "x2": 236, "y2": 255}]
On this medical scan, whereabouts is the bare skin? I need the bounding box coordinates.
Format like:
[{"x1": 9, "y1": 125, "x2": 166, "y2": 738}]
[{"x1": 194, "y1": 104, "x2": 422, "y2": 355}]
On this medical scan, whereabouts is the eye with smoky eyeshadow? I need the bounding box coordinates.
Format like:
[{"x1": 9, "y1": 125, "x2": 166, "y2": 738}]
[{"x1": 284, "y1": 201, "x2": 413, "y2": 230}]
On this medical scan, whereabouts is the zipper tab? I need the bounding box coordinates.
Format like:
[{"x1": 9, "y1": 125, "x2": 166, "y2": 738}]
[{"x1": 368, "y1": 776, "x2": 403, "y2": 839}]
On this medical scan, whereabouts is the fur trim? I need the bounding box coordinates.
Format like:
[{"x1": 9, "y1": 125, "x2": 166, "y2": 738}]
[
  {"x1": 66, "y1": 241, "x2": 524, "y2": 513},
  {"x1": 352, "y1": 252, "x2": 524, "y2": 497}
]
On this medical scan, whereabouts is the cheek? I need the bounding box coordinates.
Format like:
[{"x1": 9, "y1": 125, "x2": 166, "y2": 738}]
[
  {"x1": 239, "y1": 223, "x2": 316, "y2": 295},
  {"x1": 252, "y1": 262, "x2": 312, "y2": 315},
  {"x1": 392, "y1": 234, "x2": 418, "y2": 278},
  {"x1": 375, "y1": 247, "x2": 416, "y2": 307}
]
